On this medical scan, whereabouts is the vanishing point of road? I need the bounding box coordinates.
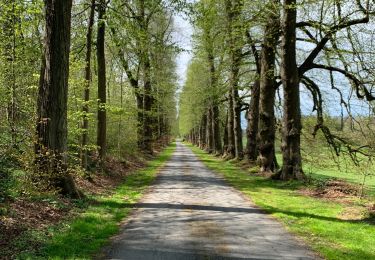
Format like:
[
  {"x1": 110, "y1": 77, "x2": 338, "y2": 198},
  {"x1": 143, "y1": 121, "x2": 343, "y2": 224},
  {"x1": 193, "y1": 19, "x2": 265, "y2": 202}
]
[{"x1": 103, "y1": 142, "x2": 318, "y2": 260}]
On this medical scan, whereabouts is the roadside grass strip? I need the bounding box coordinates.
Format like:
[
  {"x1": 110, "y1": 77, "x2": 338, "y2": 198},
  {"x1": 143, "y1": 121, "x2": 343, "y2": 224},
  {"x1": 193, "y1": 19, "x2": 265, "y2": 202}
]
[
  {"x1": 20, "y1": 143, "x2": 176, "y2": 260},
  {"x1": 188, "y1": 144, "x2": 375, "y2": 260}
]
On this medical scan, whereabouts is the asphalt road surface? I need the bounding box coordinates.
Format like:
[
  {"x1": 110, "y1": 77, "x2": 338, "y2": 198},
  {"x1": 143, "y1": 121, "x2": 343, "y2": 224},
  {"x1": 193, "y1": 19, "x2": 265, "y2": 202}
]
[{"x1": 103, "y1": 142, "x2": 318, "y2": 260}]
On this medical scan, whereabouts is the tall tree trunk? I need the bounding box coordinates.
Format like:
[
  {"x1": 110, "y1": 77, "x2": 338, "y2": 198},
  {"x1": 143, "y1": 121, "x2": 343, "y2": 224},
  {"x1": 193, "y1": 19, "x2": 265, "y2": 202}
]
[
  {"x1": 206, "y1": 32, "x2": 221, "y2": 155},
  {"x1": 118, "y1": 74, "x2": 124, "y2": 155},
  {"x1": 199, "y1": 114, "x2": 207, "y2": 149},
  {"x1": 212, "y1": 105, "x2": 221, "y2": 154},
  {"x1": 136, "y1": 92, "x2": 144, "y2": 149},
  {"x1": 226, "y1": 0, "x2": 243, "y2": 160},
  {"x1": 206, "y1": 106, "x2": 214, "y2": 153},
  {"x1": 226, "y1": 92, "x2": 236, "y2": 158},
  {"x1": 222, "y1": 110, "x2": 229, "y2": 156},
  {"x1": 279, "y1": 0, "x2": 304, "y2": 180},
  {"x1": 81, "y1": 0, "x2": 95, "y2": 170},
  {"x1": 35, "y1": 0, "x2": 80, "y2": 198},
  {"x1": 233, "y1": 88, "x2": 243, "y2": 159},
  {"x1": 3, "y1": 0, "x2": 18, "y2": 147},
  {"x1": 139, "y1": 0, "x2": 153, "y2": 154},
  {"x1": 142, "y1": 57, "x2": 153, "y2": 153},
  {"x1": 258, "y1": 0, "x2": 280, "y2": 174},
  {"x1": 245, "y1": 80, "x2": 260, "y2": 161},
  {"x1": 96, "y1": 0, "x2": 107, "y2": 162}
]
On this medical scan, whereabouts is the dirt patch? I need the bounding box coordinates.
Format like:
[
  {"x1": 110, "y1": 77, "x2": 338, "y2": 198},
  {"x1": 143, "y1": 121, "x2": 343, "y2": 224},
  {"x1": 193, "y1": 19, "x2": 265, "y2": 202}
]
[
  {"x1": 338, "y1": 206, "x2": 367, "y2": 221},
  {"x1": 366, "y1": 203, "x2": 375, "y2": 223},
  {"x1": 299, "y1": 180, "x2": 360, "y2": 200},
  {"x1": 0, "y1": 198, "x2": 73, "y2": 258},
  {"x1": 76, "y1": 155, "x2": 145, "y2": 196},
  {"x1": 298, "y1": 180, "x2": 375, "y2": 223}
]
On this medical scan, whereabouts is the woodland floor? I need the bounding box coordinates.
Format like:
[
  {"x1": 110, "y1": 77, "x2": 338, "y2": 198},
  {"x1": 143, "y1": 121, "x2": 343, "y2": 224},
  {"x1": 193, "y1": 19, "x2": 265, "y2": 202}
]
[
  {"x1": 0, "y1": 152, "x2": 147, "y2": 259},
  {"x1": 102, "y1": 142, "x2": 318, "y2": 260}
]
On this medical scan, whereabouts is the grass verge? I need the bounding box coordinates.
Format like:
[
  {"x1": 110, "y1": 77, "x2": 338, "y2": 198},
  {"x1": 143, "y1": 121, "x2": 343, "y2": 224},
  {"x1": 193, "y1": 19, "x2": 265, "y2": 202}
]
[
  {"x1": 19, "y1": 143, "x2": 176, "y2": 260},
  {"x1": 188, "y1": 144, "x2": 375, "y2": 260}
]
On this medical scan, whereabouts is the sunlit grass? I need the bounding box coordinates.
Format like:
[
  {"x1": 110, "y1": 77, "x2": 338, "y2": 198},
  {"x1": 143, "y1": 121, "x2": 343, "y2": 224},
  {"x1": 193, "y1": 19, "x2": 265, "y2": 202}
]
[
  {"x1": 19, "y1": 143, "x2": 176, "y2": 260},
  {"x1": 189, "y1": 144, "x2": 375, "y2": 260}
]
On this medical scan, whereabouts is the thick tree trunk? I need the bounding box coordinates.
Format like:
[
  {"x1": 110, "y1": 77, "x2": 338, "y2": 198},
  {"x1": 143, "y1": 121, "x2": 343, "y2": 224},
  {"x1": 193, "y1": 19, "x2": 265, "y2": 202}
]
[
  {"x1": 199, "y1": 114, "x2": 207, "y2": 149},
  {"x1": 225, "y1": 0, "x2": 243, "y2": 160},
  {"x1": 35, "y1": 0, "x2": 80, "y2": 198},
  {"x1": 212, "y1": 105, "x2": 221, "y2": 154},
  {"x1": 96, "y1": 0, "x2": 107, "y2": 162},
  {"x1": 226, "y1": 92, "x2": 236, "y2": 158},
  {"x1": 206, "y1": 39, "x2": 221, "y2": 155},
  {"x1": 81, "y1": 0, "x2": 95, "y2": 170},
  {"x1": 193, "y1": 127, "x2": 199, "y2": 146},
  {"x1": 279, "y1": 0, "x2": 304, "y2": 180},
  {"x1": 245, "y1": 80, "x2": 260, "y2": 161},
  {"x1": 142, "y1": 58, "x2": 153, "y2": 154},
  {"x1": 258, "y1": 0, "x2": 280, "y2": 174},
  {"x1": 206, "y1": 107, "x2": 214, "y2": 153},
  {"x1": 139, "y1": 0, "x2": 153, "y2": 154}
]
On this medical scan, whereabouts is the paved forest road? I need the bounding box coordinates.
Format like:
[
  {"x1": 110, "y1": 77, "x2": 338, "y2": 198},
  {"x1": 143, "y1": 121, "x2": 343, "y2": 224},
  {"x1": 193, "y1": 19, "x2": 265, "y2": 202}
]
[{"x1": 104, "y1": 142, "x2": 317, "y2": 260}]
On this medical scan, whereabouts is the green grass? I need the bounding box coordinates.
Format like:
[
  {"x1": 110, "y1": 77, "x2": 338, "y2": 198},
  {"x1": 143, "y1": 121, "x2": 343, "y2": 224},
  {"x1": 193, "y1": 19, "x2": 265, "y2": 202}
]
[
  {"x1": 188, "y1": 144, "x2": 375, "y2": 260},
  {"x1": 19, "y1": 143, "x2": 176, "y2": 260},
  {"x1": 274, "y1": 152, "x2": 375, "y2": 197}
]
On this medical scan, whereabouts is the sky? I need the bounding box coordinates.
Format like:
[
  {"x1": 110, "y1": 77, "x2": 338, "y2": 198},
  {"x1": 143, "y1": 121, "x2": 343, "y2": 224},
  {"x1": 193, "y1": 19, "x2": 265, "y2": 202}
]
[{"x1": 172, "y1": 13, "x2": 194, "y2": 90}]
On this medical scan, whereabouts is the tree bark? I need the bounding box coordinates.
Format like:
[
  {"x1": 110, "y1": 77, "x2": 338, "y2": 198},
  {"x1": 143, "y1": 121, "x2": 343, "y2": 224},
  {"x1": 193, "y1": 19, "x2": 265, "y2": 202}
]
[
  {"x1": 222, "y1": 110, "x2": 229, "y2": 156},
  {"x1": 199, "y1": 113, "x2": 207, "y2": 149},
  {"x1": 245, "y1": 80, "x2": 260, "y2": 161},
  {"x1": 139, "y1": 0, "x2": 153, "y2": 154},
  {"x1": 35, "y1": 0, "x2": 80, "y2": 198},
  {"x1": 225, "y1": 0, "x2": 243, "y2": 160},
  {"x1": 279, "y1": 0, "x2": 304, "y2": 180},
  {"x1": 206, "y1": 107, "x2": 214, "y2": 153},
  {"x1": 233, "y1": 87, "x2": 243, "y2": 159},
  {"x1": 81, "y1": 0, "x2": 95, "y2": 170},
  {"x1": 96, "y1": 0, "x2": 107, "y2": 162},
  {"x1": 226, "y1": 92, "x2": 236, "y2": 158},
  {"x1": 257, "y1": 0, "x2": 280, "y2": 174},
  {"x1": 206, "y1": 31, "x2": 221, "y2": 155},
  {"x1": 142, "y1": 57, "x2": 153, "y2": 154},
  {"x1": 212, "y1": 105, "x2": 221, "y2": 154}
]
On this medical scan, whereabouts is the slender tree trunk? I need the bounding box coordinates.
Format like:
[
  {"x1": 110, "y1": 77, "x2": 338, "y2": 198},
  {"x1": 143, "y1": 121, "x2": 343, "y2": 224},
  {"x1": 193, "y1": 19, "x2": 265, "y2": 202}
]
[
  {"x1": 222, "y1": 109, "x2": 229, "y2": 157},
  {"x1": 35, "y1": 0, "x2": 80, "y2": 198},
  {"x1": 3, "y1": 0, "x2": 18, "y2": 147},
  {"x1": 136, "y1": 92, "x2": 144, "y2": 149},
  {"x1": 258, "y1": 0, "x2": 280, "y2": 174},
  {"x1": 81, "y1": 0, "x2": 95, "y2": 170},
  {"x1": 279, "y1": 0, "x2": 304, "y2": 180},
  {"x1": 96, "y1": 0, "x2": 107, "y2": 162},
  {"x1": 245, "y1": 80, "x2": 260, "y2": 161},
  {"x1": 118, "y1": 74, "x2": 124, "y2": 155},
  {"x1": 233, "y1": 88, "x2": 243, "y2": 159}
]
